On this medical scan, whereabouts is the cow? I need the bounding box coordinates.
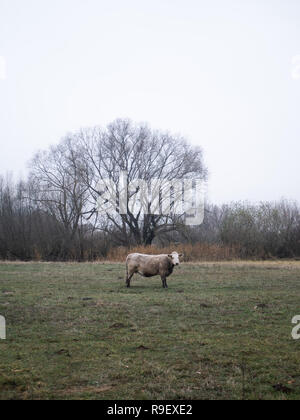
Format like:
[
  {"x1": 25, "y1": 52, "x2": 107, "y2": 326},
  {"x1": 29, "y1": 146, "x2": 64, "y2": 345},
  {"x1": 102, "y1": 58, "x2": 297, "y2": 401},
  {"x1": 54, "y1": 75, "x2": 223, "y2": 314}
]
[{"x1": 125, "y1": 251, "x2": 183, "y2": 288}]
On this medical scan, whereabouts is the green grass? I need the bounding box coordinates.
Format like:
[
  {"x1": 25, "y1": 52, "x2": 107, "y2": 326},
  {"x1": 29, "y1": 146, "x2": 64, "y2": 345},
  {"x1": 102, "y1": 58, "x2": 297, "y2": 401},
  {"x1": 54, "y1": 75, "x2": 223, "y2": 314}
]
[{"x1": 0, "y1": 261, "x2": 300, "y2": 400}]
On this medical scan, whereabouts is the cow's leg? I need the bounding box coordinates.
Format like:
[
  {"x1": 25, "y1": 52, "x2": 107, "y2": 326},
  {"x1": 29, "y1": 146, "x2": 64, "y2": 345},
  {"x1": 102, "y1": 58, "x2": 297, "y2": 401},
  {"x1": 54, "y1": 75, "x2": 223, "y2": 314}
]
[
  {"x1": 126, "y1": 273, "x2": 134, "y2": 288},
  {"x1": 161, "y1": 276, "x2": 167, "y2": 288}
]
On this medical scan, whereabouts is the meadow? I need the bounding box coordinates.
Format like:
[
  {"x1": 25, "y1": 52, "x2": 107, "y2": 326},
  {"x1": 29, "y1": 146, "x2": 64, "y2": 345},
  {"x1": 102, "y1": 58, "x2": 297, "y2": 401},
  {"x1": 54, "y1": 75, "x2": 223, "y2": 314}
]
[{"x1": 0, "y1": 260, "x2": 299, "y2": 400}]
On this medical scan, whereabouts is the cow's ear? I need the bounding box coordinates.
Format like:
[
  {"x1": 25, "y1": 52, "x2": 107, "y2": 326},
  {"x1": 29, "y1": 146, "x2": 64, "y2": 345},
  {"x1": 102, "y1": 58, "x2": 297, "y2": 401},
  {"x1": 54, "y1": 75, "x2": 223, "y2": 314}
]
[{"x1": 179, "y1": 254, "x2": 184, "y2": 257}]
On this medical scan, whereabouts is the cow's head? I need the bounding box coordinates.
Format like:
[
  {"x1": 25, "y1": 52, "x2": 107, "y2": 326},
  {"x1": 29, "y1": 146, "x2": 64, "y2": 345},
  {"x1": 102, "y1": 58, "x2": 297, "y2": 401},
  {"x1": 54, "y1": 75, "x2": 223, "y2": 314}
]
[{"x1": 168, "y1": 251, "x2": 183, "y2": 266}]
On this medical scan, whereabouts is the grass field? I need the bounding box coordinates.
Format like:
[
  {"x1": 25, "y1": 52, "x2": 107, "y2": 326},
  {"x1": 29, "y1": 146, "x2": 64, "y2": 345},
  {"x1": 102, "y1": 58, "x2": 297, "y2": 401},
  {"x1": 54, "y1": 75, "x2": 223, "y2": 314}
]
[{"x1": 0, "y1": 261, "x2": 299, "y2": 400}]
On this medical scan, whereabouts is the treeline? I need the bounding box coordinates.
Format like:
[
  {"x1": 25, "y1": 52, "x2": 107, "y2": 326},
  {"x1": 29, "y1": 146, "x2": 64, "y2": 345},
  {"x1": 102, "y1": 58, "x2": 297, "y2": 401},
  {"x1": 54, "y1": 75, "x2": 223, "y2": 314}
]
[
  {"x1": 1, "y1": 119, "x2": 299, "y2": 261},
  {"x1": 0, "y1": 175, "x2": 109, "y2": 261},
  {"x1": 1, "y1": 174, "x2": 300, "y2": 261}
]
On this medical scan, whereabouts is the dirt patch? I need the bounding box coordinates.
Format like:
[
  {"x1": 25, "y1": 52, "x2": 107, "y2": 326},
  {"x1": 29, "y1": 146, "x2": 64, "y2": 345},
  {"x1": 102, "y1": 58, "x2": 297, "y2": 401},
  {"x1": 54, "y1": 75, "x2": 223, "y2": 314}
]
[
  {"x1": 272, "y1": 383, "x2": 292, "y2": 394},
  {"x1": 109, "y1": 323, "x2": 126, "y2": 329},
  {"x1": 137, "y1": 345, "x2": 150, "y2": 351},
  {"x1": 254, "y1": 303, "x2": 268, "y2": 310},
  {"x1": 200, "y1": 303, "x2": 211, "y2": 308},
  {"x1": 58, "y1": 385, "x2": 113, "y2": 396},
  {"x1": 54, "y1": 349, "x2": 71, "y2": 357}
]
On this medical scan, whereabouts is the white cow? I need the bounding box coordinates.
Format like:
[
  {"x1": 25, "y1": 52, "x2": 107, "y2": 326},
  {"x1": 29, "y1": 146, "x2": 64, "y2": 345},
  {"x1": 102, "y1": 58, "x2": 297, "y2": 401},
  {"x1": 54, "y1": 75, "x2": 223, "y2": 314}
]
[{"x1": 125, "y1": 251, "x2": 183, "y2": 288}]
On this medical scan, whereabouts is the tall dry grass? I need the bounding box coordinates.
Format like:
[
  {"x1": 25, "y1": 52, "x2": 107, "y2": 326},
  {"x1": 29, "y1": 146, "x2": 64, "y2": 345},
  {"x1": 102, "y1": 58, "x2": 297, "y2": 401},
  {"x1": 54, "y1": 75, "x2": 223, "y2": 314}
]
[{"x1": 104, "y1": 243, "x2": 241, "y2": 262}]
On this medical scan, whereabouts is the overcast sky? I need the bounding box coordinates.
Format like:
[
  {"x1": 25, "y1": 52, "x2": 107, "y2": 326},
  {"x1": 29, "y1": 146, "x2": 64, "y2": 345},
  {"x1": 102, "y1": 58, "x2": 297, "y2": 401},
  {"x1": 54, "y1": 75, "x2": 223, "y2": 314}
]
[{"x1": 0, "y1": 0, "x2": 300, "y2": 204}]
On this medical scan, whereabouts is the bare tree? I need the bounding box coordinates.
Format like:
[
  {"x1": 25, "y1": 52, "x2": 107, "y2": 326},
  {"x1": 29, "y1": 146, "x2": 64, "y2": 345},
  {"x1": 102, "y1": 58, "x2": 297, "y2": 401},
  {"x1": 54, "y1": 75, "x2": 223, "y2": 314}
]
[
  {"x1": 74, "y1": 119, "x2": 207, "y2": 245},
  {"x1": 30, "y1": 137, "x2": 90, "y2": 259}
]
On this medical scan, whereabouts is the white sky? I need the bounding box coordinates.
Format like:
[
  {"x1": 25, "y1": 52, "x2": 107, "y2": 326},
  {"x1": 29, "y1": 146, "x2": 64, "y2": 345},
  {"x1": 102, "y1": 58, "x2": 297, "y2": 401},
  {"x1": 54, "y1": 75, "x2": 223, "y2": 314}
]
[{"x1": 0, "y1": 0, "x2": 300, "y2": 204}]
